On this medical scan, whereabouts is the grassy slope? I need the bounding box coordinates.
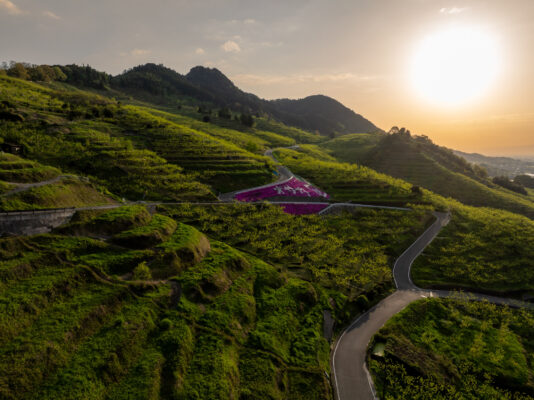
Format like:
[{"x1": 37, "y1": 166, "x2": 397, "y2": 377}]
[
  {"x1": 275, "y1": 146, "x2": 534, "y2": 295},
  {"x1": 0, "y1": 75, "x2": 279, "y2": 197},
  {"x1": 0, "y1": 152, "x2": 116, "y2": 211},
  {"x1": 0, "y1": 152, "x2": 60, "y2": 183},
  {"x1": 412, "y1": 204, "x2": 534, "y2": 296},
  {"x1": 369, "y1": 298, "x2": 534, "y2": 399},
  {"x1": 0, "y1": 176, "x2": 116, "y2": 211},
  {"x1": 0, "y1": 203, "x2": 431, "y2": 399},
  {"x1": 321, "y1": 132, "x2": 384, "y2": 163},
  {"x1": 361, "y1": 135, "x2": 534, "y2": 219},
  {"x1": 274, "y1": 148, "x2": 421, "y2": 205}
]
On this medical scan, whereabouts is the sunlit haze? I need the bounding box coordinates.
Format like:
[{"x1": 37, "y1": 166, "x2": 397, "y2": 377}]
[
  {"x1": 410, "y1": 27, "x2": 501, "y2": 106},
  {"x1": 1, "y1": 0, "x2": 534, "y2": 155}
]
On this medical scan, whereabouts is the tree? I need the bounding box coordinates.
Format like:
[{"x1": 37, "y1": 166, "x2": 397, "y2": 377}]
[
  {"x1": 218, "y1": 107, "x2": 232, "y2": 119},
  {"x1": 239, "y1": 113, "x2": 254, "y2": 127},
  {"x1": 492, "y1": 176, "x2": 527, "y2": 195},
  {"x1": 7, "y1": 62, "x2": 29, "y2": 80},
  {"x1": 514, "y1": 174, "x2": 534, "y2": 189}
]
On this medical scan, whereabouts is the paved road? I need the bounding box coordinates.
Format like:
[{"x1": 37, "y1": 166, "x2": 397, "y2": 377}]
[
  {"x1": 218, "y1": 147, "x2": 296, "y2": 201},
  {"x1": 332, "y1": 212, "x2": 533, "y2": 400}
]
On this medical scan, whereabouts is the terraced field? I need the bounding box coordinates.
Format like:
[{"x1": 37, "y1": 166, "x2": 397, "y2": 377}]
[
  {"x1": 0, "y1": 153, "x2": 60, "y2": 183},
  {"x1": 114, "y1": 106, "x2": 276, "y2": 193},
  {"x1": 363, "y1": 134, "x2": 534, "y2": 219},
  {"x1": 273, "y1": 148, "x2": 420, "y2": 206},
  {"x1": 0, "y1": 205, "x2": 352, "y2": 399}
]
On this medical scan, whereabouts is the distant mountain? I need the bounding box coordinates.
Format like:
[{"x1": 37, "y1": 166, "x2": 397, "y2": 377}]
[
  {"x1": 270, "y1": 95, "x2": 378, "y2": 137},
  {"x1": 111, "y1": 64, "x2": 216, "y2": 102},
  {"x1": 454, "y1": 150, "x2": 534, "y2": 178},
  {"x1": 112, "y1": 64, "x2": 379, "y2": 136}
]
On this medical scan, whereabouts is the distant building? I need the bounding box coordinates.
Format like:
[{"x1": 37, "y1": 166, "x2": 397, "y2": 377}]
[{"x1": 1, "y1": 142, "x2": 23, "y2": 155}]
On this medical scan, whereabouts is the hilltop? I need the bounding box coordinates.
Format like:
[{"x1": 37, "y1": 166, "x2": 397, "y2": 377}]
[{"x1": 0, "y1": 64, "x2": 533, "y2": 400}]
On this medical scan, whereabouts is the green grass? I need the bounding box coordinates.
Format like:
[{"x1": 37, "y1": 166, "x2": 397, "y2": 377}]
[
  {"x1": 255, "y1": 117, "x2": 325, "y2": 144},
  {"x1": 112, "y1": 214, "x2": 178, "y2": 248},
  {"x1": 369, "y1": 298, "x2": 534, "y2": 399},
  {"x1": 0, "y1": 176, "x2": 116, "y2": 211},
  {"x1": 363, "y1": 134, "x2": 534, "y2": 219},
  {"x1": 0, "y1": 152, "x2": 60, "y2": 183},
  {"x1": 159, "y1": 203, "x2": 431, "y2": 311},
  {"x1": 321, "y1": 132, "x2": 384, "y2": 163},
  {"x1": 273, "y1": 148, "x2": 420, "y2": 205},
  {"x1": 412, "y1": 204, "x2": 534, "y2": 296}
]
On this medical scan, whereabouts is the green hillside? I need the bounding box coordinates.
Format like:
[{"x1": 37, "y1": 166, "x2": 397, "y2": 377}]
[
  {"x1": 362, "y1": 133, "x2": 534, "y2": 218},
  {"x1": 369, "y1": 298, "x2": 534, "y2": 399},
  {"x1": 315, "y1": 131, "x2": 534, "y2": 219},
  {"x1": 412, "y1": 204, "x2": 534, "y2": 296},
  {"x1": 0, "y1": 204, "x2": 430, "y2": 399},
  {"x1": 1, "y1": 62, "x2": 534, "y2": 400}
]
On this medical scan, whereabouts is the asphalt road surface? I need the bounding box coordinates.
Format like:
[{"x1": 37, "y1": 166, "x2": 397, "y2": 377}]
[{"x1": 332, "y1": 212, "x2": 533, "y2": 400}]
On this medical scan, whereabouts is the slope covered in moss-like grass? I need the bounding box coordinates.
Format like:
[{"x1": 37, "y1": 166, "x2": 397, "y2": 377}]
[
  {"x1": 273, "y1": 148, "x2": 419, "y2": 206},
  {"x1": 0, "y1": 152, "x2": 60, "y2": 183},
  {"x1": 0, "y1": 176, "x2": 116, "y2": 211},
  {"x1": 411, "y1": 204, "x2": 534, "y2": 296},
  {"x1": 369, "y1": 298, "x2": 534, "y2": 399}
]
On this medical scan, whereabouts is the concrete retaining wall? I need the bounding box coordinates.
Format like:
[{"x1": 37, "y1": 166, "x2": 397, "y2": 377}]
[{"x1": 0, "y1": 208, "x2": 76, "y2": 236}]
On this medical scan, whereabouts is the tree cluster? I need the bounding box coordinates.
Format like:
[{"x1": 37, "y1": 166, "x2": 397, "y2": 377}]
[{"x1": 492, "y1": 176, "x2": 528, "y2": 195}]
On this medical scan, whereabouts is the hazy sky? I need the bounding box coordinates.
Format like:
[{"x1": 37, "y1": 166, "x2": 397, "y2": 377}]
[{"x1": 1, "y1": 0, "x2": 534, "y2": 156}]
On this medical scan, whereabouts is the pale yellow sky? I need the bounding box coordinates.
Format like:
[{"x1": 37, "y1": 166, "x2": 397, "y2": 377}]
[{"x1": 1, "y1": 0, "x2": 533, "y2": 155}]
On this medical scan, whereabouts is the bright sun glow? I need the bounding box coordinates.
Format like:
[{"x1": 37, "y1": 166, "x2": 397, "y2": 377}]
[{"x1": 411, "y1": 27, "x2": 501, "y2": 106}]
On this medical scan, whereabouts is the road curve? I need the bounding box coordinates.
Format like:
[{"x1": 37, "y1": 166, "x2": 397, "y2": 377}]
[
  {"x1": 218, "y1": 147, "x2": 296, "y2": 201},
  {"x1": 332, "y1": 212, "x2": 533, "y2": 400},
  {"x1": 332, "y1": 212, "x2": 450, "y2": 400},
  {"x1": 393, "y1": 212, "x2": 451, "y2": 290}
]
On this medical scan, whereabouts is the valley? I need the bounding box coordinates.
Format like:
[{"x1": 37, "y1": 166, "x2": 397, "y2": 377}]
[{"x1": 0, "y1": 64, "x2": 533, "y2": 400}]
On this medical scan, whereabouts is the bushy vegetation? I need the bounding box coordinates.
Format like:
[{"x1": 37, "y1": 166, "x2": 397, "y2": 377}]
[
  {"x1": 274, "y1": 148, "x2": 421, "y2": 206},
  {"x1": 0, "y1": 176, "x2": 116, "y2": 211},
  {"x1": 0, "y1": 75, "x2": 215, "y2": 201},
  {"x1": 493, "y1": 175, "x2": 528, "y2": 195},
  {"x1": 369, "y1": 298, "x2": 534, "y2": 399},
  {"x1": 0, "y1": 152, "x2": 60, "y2": 183},
  {"x1": 0, "y1": 206, "x2": 344, "y2": 399},
  {"x1": 411, "y1": 204, "x2": 534, "y2": 296},
  {"x1": 515, "y1": 174, "x2": 534, "y2": 189},
  {"x1": 159, "y1": 203, "x2": 432, "y2": 312},
  {"x1": 361, "y1": 132, "x2": 534, "y2": 218}
]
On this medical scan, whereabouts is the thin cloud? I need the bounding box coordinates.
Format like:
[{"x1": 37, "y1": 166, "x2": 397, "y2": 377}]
[
  {"x1": 243, "y1": 18, "x2": 256, "y2": 25},
  {"x1": 131, "y1": 48, "x2": 150, "y2": 56},
  {"x1": 221, "y1": 40, "x2": 241, "y2": 53},
  {"x1": 195, "y1": 47, "x2": 206, "y2": 55},
  {"x1": 43, "y1": 10, "x2": 60, "y2": 20},
  {"x1": 120, "y1": 49, "x2": 151, "y2": 57},
  {"x1": 0, "y1": 0, "x2": 22, "y2": 15},
  {"x1": 440, "y1": 7, "x2": 467, "y2": 14}
]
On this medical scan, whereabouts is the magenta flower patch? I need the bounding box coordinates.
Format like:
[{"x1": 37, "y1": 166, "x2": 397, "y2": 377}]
[{"x1": 234, "y1": 177, "x2": 329, "y2": 202}]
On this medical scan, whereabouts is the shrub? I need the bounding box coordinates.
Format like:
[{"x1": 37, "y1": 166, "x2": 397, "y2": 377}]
[{"x1": 133, "y1": 261, "x2": 152, "y2": 280}]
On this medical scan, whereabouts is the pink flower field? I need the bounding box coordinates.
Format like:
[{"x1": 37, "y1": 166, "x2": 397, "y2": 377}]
[{"x1": 234, "y1": 177, "x2": 330, "y2": 202}]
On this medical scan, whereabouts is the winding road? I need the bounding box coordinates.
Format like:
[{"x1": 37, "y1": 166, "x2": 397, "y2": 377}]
[
  {"x1": 3, "y1": 147, "x2": 533, "y2": 400},
  {"x1": 332, "y1": 212, "x2": 534, "y2": 400}
]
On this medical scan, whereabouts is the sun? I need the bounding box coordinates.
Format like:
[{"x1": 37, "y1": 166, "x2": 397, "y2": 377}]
[{"x1": 410, "y1": 27, "x2": 501, "y2": 106}]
